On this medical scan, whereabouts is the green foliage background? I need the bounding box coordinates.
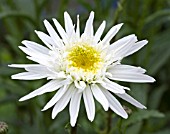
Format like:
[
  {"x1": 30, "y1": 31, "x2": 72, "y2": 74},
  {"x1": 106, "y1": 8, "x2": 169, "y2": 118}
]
[{"x1": 0, "y1": 0, "x2": 170, "y2": 133}]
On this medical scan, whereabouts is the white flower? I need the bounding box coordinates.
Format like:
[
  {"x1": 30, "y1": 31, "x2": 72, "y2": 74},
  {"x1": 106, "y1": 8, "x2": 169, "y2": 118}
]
[{"x1": 9, "y1": 11, "x2": 155, "y2": 127}]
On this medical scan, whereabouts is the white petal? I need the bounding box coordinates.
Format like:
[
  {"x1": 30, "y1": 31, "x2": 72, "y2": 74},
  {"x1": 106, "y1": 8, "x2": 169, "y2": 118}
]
[
  {"x1": 91, "y1": 84, "x2": 109, "y2": 111},
  {"x1": 24, "y1": 65, "x2": 52, "y2": 74},
  {"x1": 83, "y1": 85, "x2": 95, "y2": 121},
  {"x1": 52, "y1": 18, "x2": 68, "y2": 44},
  {"x1": 27, "y1": 56, "x2": 50, "y2": 66},
  {"x1": 125, "y1": 40, "x2": 148, "y2": 57},
  {"x1": 102, "y1": 90, "x2": 128, "y2": 119},
  {"x1": 110, "y1": 34, "x2": 137, "y2": 50},
  {"x1": 102, "y1": 23, "x2": 123, "y2": 44},
  {"x1": 19, "y1": 46, "x2": 49, "y2": 59},
  {"x1": 64, "y1": 12, "x2": 75, "y2": 37},
  {"x1": 116, "y1": 93, "x2": 146, "y2": 109},
  {"x1": 110, "y1": 35, "x2": 137, "y2": 61},
  {"x1": 44, "y1": 20, "x2": 63, "y2": 48},
  {"x1": 84, "y1": 11, "x2": 94, "y2": 37},
  {"x1": 9, "y1": 64, "x2": 39, "y2": 68},
  {"x1": 19, "y1": 80, "x2": 65, "y2": 101},
  {"x1": 100, "y1": 78, "x2": 125, "y2": 94},
  {"x1": 69, "y1": 89, "x2": 82, "y2": 127},
  {"x1": 74, "y1": 80, "x2": 86, "y2": 91},
  {"x1": 94, "y1": 21, "x2": 106, "y2": 43},
  {"x1": 76, "y1": 15, "x2": 80, "y2": 39},
  {"x1": 108, "y1": 64, "x2": 146, "y2": 74},
  {"x1": 11, "y1": 72, "x2": 46, "y2": 80},
  {"x1": 22, "y1": 40, "x2": 49, "y2": 54},
  {"x1": 108, "y1": 71, "x2": 155, "y2": 83},
  {"x1": 52, "y1": 84, "x2": 75, "y2": 119},
  {"x1": 42, "y1": 85, "x2": 69, "y2": 111},
  {"x1": 35, "y1": 30, "x2": 53, "y2": 49}
]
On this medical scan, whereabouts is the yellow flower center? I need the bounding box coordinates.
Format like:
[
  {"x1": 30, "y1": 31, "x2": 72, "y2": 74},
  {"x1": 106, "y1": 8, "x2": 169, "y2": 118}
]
[{"x1": 67, "y1": 43, "x2": 102, "y2": 73}]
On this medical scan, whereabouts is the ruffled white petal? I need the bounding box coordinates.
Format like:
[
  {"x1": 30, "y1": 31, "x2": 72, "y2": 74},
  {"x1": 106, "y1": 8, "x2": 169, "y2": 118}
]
[
  {"x1": 94, "y1": 21, "x2": 106, "y2": 44},
  {"x1": 83, "y1": 85, "x2": 95, "y2": 121},
  {"x1": 11, "y1": 72, "x2": 47, "y2": 80},
  {"x1": 116, "y1": 93, "x2": 146, "y2": 109},
  {"x1": 52, "y1": 84, "x2": 75, "y2": 119},
  {"x1": 91, "y1": 84, "x2": 109, "y2": 111},
  {"x1": 84, "y1": 11, "x2": 94, "y2": 37},
  {"x1": 108, "y1": 69, "x2": 155, "y2": 83},
  {"x1": 19, "y1": 79, "x2": 66, "y2": 101},
  {"x1": 102, "y1": 23, "x2": 123, "y2": 44},
  {"x1": 42, "y1": 85, "x2": 69, "y2": 111},
  {"x1": 22, "y1": 40, "x2": 49, "y2": 54},
  {"x1": 102, "y1": 90, "x2": 128, "y2": 119},
  {"x1": 108, "y1": 64, "x2": 146, "y2": 74},
  {"x1": 19, "y1": 46, "x2": 49, "y2": 60},
  {"x1": 100, "y1": 78, "x2": 125, "y2": 94},
  {"x1": 110, "y1": 34, "x2": 137, "y2": 50},
  {"x1": 44, "y1": 20, "x2": 64, "y2": 48},
  {"x1": 109, "y1": 35, "x2": 137, "y2": 61},
  {"x1": 26, "y1": 56, "x2": 50, "y2": 66},
  {"x1": 69, "y1": 89, "x2": 82, "y2": 127},
  {"x1": 125, "y1": 40, "x2": 148, "y2": 57}
]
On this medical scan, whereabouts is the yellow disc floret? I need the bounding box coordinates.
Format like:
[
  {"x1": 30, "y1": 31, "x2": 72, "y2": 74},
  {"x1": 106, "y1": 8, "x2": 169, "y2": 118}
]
[{"x1": 67, "y1": 43, "x2": 103, "y2": 73}]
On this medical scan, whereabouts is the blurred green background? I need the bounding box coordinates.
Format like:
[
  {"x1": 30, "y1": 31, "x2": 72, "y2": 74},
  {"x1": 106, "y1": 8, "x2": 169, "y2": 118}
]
[{"x1": 0, "y1": 0, "x2": 170, "y2": 134}]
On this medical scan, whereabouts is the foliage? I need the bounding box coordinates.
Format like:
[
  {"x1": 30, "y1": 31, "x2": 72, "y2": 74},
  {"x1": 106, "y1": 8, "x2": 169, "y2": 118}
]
[{"x1": 0, "y1": 0, "x2": 170, "y2": 133}]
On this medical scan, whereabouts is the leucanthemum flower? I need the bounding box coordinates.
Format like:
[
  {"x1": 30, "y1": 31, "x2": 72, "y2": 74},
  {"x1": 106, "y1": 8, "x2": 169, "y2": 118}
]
[{"x1": 9, "y1": 11, "x2": 155, "y2": 127}]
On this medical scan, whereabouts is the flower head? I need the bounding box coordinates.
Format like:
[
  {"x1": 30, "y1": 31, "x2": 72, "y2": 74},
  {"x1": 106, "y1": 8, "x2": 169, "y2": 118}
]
[{"x1": 9, "y1": 11, "x2": 155, "y2": 126}]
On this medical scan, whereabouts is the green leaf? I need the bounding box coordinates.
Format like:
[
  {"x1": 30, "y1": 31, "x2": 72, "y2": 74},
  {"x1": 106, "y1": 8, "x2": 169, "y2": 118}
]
[
  {"x1": 123, "y1": 110, "x2": 164, "y2": 127},
  {"x1": 148, "y1": 30, "x2": 170, "y2": 75}
]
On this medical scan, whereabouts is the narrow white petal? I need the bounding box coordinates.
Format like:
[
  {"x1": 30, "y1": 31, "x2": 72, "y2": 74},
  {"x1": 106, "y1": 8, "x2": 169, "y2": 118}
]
[
  {"x1": 35, "y1": 30, "x2": 53, "y2": 49},
  {"x1": 76, "y1": 15, "x2": 80, "y2": 39},
  {"x1": 42, "y1": 85, "x2": 69, "y2": 111},
  {"x1": 116, "y1": 93, "x2": 146, "y2": 109},
  {"x1": 125, "y1": 40, "x2": 148, "y2": 57},
  {"x1": 102, "y1": 90, "x2": 128, "y2": 119},
  {"x1": 102, "y1": 23, "x2": 123, "y2": 44},
  {"x1": 44, "y1": 20, "x2": 63, "y2": 48},
  {"x1": 52, "y1": 84, "x2": 75, "y2": 119},
  {"x1": 22, "y1": 40, "x2": 49, "y2": 54},
  {"x1": 94, "y1": 21, "x2": 106, "y2": 43},
  {"x1": 52, "y1": 18, "x2": 68, "y2": 44},
  {"x1": 11, "y1": 72, "x2": 46, "y2": 80},
  {"x1": 108, "y1": 64, "x2": 146, "y2": 74},
  {"x1": 64, "y1": 12, "x2": 75, "y2": 37},
  {"x1": 84, "y1": 11, "x2": 94, "y2": 37},
  {"x1": 108, "y1": 72, "x2": 155, "y2": 83},
  {"x1": 9, "y1": 64, "x2": 39, "y2": 68},
  {"x1": 91, "y1": 84, "x2": 109, "y2": 111},
  {"x1": 19, "y1": 80, "x2": 65, "y2": 101},
  {"x1": 83, "y1": 85, "x2": 95, "y2": 121},
  {"x1": 69, "y1": 89, "x2": 82, "y2": 127},
  {"x1": 100, "y1": 78, "x2": 125, "y2": 94}
]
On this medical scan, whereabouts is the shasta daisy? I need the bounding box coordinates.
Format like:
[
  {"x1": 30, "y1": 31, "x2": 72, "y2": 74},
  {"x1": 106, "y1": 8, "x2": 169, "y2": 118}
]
[{"x1": 9, "y1": 11, "x2": 155, "y2": 127}]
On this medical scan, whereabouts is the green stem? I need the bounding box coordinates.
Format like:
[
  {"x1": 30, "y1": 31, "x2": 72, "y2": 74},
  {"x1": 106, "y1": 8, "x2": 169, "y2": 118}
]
[{"x1": 106, "y1": 110, "x2": 112, "y2": 134}]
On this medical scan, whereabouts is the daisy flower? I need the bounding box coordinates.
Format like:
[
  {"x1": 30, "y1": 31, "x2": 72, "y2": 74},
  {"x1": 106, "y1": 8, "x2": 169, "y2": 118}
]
[{"x1": 9, "y1": 11, "x2": 155, "y2": 127}]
